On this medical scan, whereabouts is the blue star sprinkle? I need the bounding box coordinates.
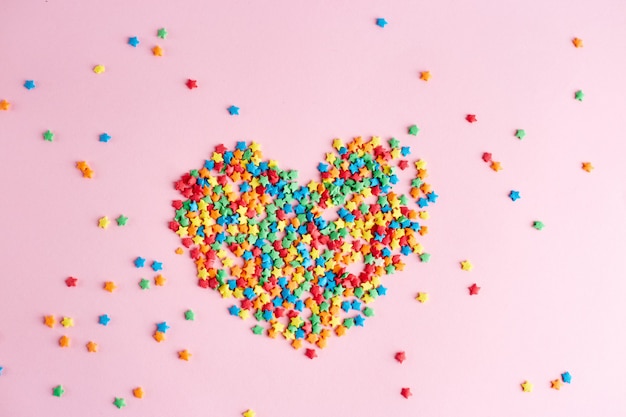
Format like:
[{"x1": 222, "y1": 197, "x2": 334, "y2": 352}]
[
  {"x1": 134, "y1": 257, "x2": 146, "y2": 268},
  {"x1": 99, "y1": 133, "x2": 111, "y2": 143},
  {"x1": 227, "y1": 105, "x2": 240, "y2": 115},
  {"x1": 376, "y1": 18, "x2": 388, "y2": 28},
  {"x1": 151, "y1": 261, "x2": 163, "y2": 271},
  {"x1": 24, "y1": 80, "x2": 36, "y2": 90},
  {"x1": 509, "y1": 190, "x2": 521, "y2": 201},
  {"x1": 128, "y1": 36, "x2": 140, "y2": 47},
  {"x1": 98, "y1": 314, "x2": 111, "y2": 326}
]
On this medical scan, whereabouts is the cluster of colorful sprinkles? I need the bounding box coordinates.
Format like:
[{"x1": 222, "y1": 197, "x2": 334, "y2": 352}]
[{"x1": 171, "y1": 136, "x2": 436, "y2": 354}]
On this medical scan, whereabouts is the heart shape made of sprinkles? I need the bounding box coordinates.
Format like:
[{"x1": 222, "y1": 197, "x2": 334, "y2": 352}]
[{"x1": 170, "y1": 136, "x2": 437, "y2": 356}]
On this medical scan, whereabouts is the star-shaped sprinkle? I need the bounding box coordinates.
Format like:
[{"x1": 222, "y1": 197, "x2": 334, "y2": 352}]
[
  {"x1": 401, "y1": 387, "x2": 412, "y2": 398},
  {"x1": 521, "y1": 381, "x2": 533, "y2": 392},
  {"x1": 482, "y1": 152, "x2": 492, "y2": 162},
  {"x1": 575, "y1": 90, "x2": 584, "y2": 101},
  {"x1": 98, "y1": 216, "x2": 110, "y2": 229},
  {"x1": 582, "y1": 162, "x2": 594, "y2": 172},
  {"x1": 43, "y1": 130, "x2": 55, "y2": 141},
  {"x1": 398, "y1": 160, "x2": 408, "y2": 170},
  {"x1": 61, "y1": 317, "x2": 74, "y2": 328},
  {"x1": 184, "y1": 310, "x2": 195, "y2": 320},
  {"x1": 178, "y1": 349, "x2": 192, "y2": 361},
  {"x1": 408, "y1": 125, "x2": 419, "y2": 135},
  {"x1": 104, "y1": 281, "x2": 117, "y2": 292},
  {"x1": 395, "y1": 351, "x2": 406, "y2": 363},
  {"x1": 151, "y1": 261, "x2": 163, "y2": 271},
  {"x1": 133, "y1": 387, "x2": 144, "y2": 398},
  {"x1": 572, "y1": 37, "x2": 583, "y2": 48},
  {"x1": 24, "y1": 80, "x2": 36, "y2": 90},
  {"x1": 52, "y1": 385, "x2": 65, "y2": 397},
  {"x1": 551, "y1": 379, "x2": 562, "y2": 390},
  {"x1": 44, "y1": 315, "x2": 55, "y2": 328},
  {"x1": 252, "y1": 325, "x2": 263, "y2": 335},
  {"x1": 113, "y1": 397, "x2": 126, "y2": 409},
  {"x1": 419, "y1": 253, "x2": 431, "y2": 262},
  {"x1": 515, "y1": 129, "x2": 526, "y2": 139},
  {"x1": 186, "y1": 79, "x2": 198, "y2": 89},
  {"x1": 99, "y1": 132, "x2": 111, "y2": 143},
  {"x1": 65, "y1": 276, "x2": 78, "y2": 287},
  {"x1": 533, "y1": 221, "x2": 544, "y2": 230},
  {"x1": 175, "y1": 247, "x2": 184, "y2": 255},
  {"x1": 0, "y1": 366, "x2": 3, "y2": 375},
  {"x1": 490, "y1": 161, "x2": 502, "y2": 172},
  {"x1": 0, "y1": 100, "x2": 10, "y2": 110},
  {"x1": 98, "y1": 314, "x2": 111, "y2": 326},
  {"x1": 134, "y1": 257, "x2": 146, "y2": 267},
  {"x1": 561, "y1": 371, "x2": 572, "y2": 383},
  {"x1": 243, "y1": 410, "x2": 256, "y2": 417},
  {"x1": 139, "y1": 278, "x2": 150, "y2": 290},
  {"x1": 116, "y1": 215, "x2": 128, "y2": 226},
  {"x1": 468, "y1": 283, "x2": 480, "y2": 295},
  {"x1": 156, "y1": 322, "x2": 170, "y2": 333},
  {"x1": 509, "y1": 190, "x2": 521, "y2": 201},
  {"x1": 93, "y1": 65, "x2": 106, "y2": 74},
  {"x1": 154, "y1": 274, "x2": 167, "y2": 286},
  {"x1": 86, "y1": 341, "x2": 98, "y2": 353},
  {"x1": 153, "y1": 331, "x2": 166, "y2": 342},
  {"x1": 227, "y1": 105, "x2": 240, "y2": 115},
  {"x1": 152, "y1": 45, "x2": 163, "y2": 56},
  {"x1": 420, "y1": 71, "x2": 431, "y2": 81},
  {"x1": 157, "y1": 28, "x2": 168, "y2": 39},
  {"x1": 416, "y1": 292, "x2": 429, "y2": 303},
  {"x1": 128, "y1": 36, "x2": 140, "y2": 47},
  {"x1": 460, "y1": 260, "x2": 473, "y2": 271},
  {"x1": 466, "y1": 114, "x2": 477, "y2": 123},
  {"x1": 376, "y1": 18, "x2": 388, "y2": 28},
  {"x1": 59, "y1": 335, "x2": 70, "y2": 347}
]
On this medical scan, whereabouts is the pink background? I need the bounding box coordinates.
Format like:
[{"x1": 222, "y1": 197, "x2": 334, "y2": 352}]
[{"x1": 2, "y1": 0, "x2": 626, "y2": 415}]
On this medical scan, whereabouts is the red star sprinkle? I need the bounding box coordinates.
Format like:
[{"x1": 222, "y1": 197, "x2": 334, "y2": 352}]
[
  {"x1": 401, "y1": 387, "x2": 412, "y2": 399},
  {"x1": 186, "y1": 79, "x2": 198, "y2": 89},
  {"x1": 482, "y1": 152, "x2": 492, "y2": 162},
  {"x1": 466, "y1": 114, "x2": 477, "y2": 123},
  {"x1": 468, "y1": 283, "x2": 480, "y2": 295},
  {"x1": 398, "y1": 160, "x2": 409, "y2": 170},
  {"x1": 65, "y1": 277, "x2": 78, "y2": 287},
  {"x1": 395, "y1": 351, "x2": 406, "y2": 363},
  {"x1": 305, "y1": 348, "x2": 317, "y2": 359}
]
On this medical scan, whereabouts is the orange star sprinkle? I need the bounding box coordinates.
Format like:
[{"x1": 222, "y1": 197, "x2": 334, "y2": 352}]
[
  {"x1": 44, "y1": 315, "x2": 56, "y2": 328},
  {"x1": 133, "y1": 387, "x2": 144, "y2": 398},
  {"x1": 59, "y1": 335, "x2": 70, "y2": 348},
  {"x1": 420, "y1": 71, "x2": 431, "y2": 81},
  {"x1": 572, "y1": 37, "x2": 583, "y2": 48},
  {"x1": 153, "y1": 331, "x2": 166, "y2": 342},
  {"x1": 582, "y1": 162, "x2": 594, "y2": 172},
  {"x1": 490, "y1": 161, "x2": 502, "y2": 172},
  {"x1": 104, "y1": 281, "x2": 117, "y2": 292},
  {"x1": 153, "y1": 45, "x2": 163, "y2": 56},
  {"x1": 86, "y1": 341, "x2": 98, "y2": 352},
  {"x1": 551, "y1": 379, "x2": 563, "y2": 390},
  {"x1": 0, "y1": 99, "x2": 11, "y2": 111},
  {"x1": 154, "y1": 274, "x2": 167, "y2": 286},
  {"x1": 178, "y1": 349, "x2": 192, "y2": 361},
  {"x1": 175, "y1": 247, "x2": 184, "y2": 255}
]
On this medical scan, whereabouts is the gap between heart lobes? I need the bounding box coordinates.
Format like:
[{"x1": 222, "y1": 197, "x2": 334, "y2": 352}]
[{"x1": 171, "y1": 136, "x2": 436, "y2": 352}]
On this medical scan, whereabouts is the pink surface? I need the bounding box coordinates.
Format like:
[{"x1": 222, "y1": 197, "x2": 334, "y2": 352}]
[{"x1": 2, "y1": 0, "x2": 626, "y2": 415}]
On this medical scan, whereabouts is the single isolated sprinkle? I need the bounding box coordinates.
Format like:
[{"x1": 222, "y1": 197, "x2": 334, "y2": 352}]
[
  {"x1": 43, "y1": 130, "x2": 55, "y2": 142},
  {"x1": 128, "y1": 36, "x2": 140, "y2": 47},
  {"x1": 460, "y1": 260, "x2": 473, "y2": 271},
  {"x1": 59, "y1": 335, "x2": 70, "y2": 348},
  {"x1": 582, "y1": 162, "x2": 594, "y2": 172},
  {"x1": 76, "y1": 161, "x2": 94, "y2": 178},
  {"x1": 86, "y1": 341, "x2": 98, "y2": 353},
  {"x1": 24, "y1": 80, "x2": 36, "y2": 90},
  {"x1": 0, "y1": 366, "x2": 3, "y2": 376},
  {"x1": 139, "y1": 278, "x2": 150, "y2": 290},
  {"x1": 415, "y1": 292, "x2": 429, "y2": 303},
  {"x1": 395, "y1": 351, "x2": 406, "y2": 363},
  {"x1": 61, "y1": 317, "x2": 74, "y2": 328},
  {"x1": 515, "y1": 129, "x2": 526, "y2": 140},
  {"x1": 561, "y1": 371, "x2": 572, "y2": 383},
  {"x1": 466, "y1": 114, "x2": 477, "y2": 123},
  {"x1": 551, "y1": 379, "x2": 563, "y2": 390},
  {"x1": 521, "y1": 381, "x2": 533, "y2": 392},
  {"x1": 242, "y1": 410, "x2": 256, "y2": 417},
  {"x1": 65, "y1": 276, "x2": 78, "y2": 287},
  {"x1": 376, "y1": 18, "x2": 388, "y2": 28},
  {"x1": 99, "y1": 133, "x2": 111, "y2": 143},
  {"x1": 509, "y1": 190, "x2": 521, "y2": 201},
  {"x1": 420, "y1": 71, "x2": 431, "y2": 81},
  {"x1": 113, "y1": 397, "x2": 126, "y2": 409},
  {"x1": 152, "y1": 45, "x2": 164, "y2": 56},
  {"x1": 178, "y1": 349, "x2": 192, "y2": 361},
  {"x1": 186, "y1": 79, "x2": 198, "y2": 89},
  {"x1": 52, "y1": 385, "x2": 65, "y2": 397},
  {"x1": 490, "y1": 161, "x2": 502, "y2": 172},
  {"x1": 305, "y1": 348, "x2": 318, "y2": 359},
  {"x1": 184, "y1": 310, "x2": 195, "y2": 320},
  {"x1": 157, "y1": 28, "x2": 168, "y2": 39},
  {"x1": 116, "y1": 215, "x2": 128, "y2": 226},
  {"x1": 575, "y1": 90, "x2": 584, "y2": 101},
  {"x1": 572, "y1": 37, "x2": 583, "y2": 48},
  {"x1": 133, "y1": 387, "x2": 144, "y2": 399},
  {"x1": 104, "y1": 281, "x2": 117, "y2": 292},
  {"x1": 0, "y1": 100, "x2": 10, "y2": 111},
  {"x1": 93, "y1": 65, "x2": 106, "y2": 74},
  {"x1": 98, "y1": 216, "x2": 110, "y2": 229},
  {"x1": 252, "y1": 325, "x2": 263, "y2": 335},
  {"x1": 175, "y1": 247, "x2": 184, "y2": 255},
  {"x1": 401, "y1": 387, "x2": 412, "y2": 399},
  {"x1": 533, "y1": 221, "x2": 544, "y2": 230},
  {"x1": 44, "y1": 315, "x2": 55, "y2": 327},
  {"x1": 482, "y1": 152, "x2": 492, "y2": 162},
  {"x1": 408, "y1": 125, "x2": 420, "y2": 136},
  {"x1": 98, "y1": 314, "x2": 111, "y2": 326},
  {"x1": 227, "y1": 105, "x2": 240, "y2": 115},
  {"x1": 468, "y1": 283, "x2": 480, "y2": 295}
]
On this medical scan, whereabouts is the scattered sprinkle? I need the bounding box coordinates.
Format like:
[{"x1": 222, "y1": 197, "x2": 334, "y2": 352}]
[
  {"x1": 243, "y1": 410, "x2": 256, "y2": 417},
  {"x1": 154, "y1": 274, "x2": 167, "y2": 286},
  {"x1": 186, "y1": 79, "x2": 198, "y2": 89},
  {"x1": 227, "y1": 105, "x2": 240, "y2": 115},
  {"x1": 157, "y1": 28, "x2": 168, "y2": 39},
  {"x1": 44, "y1": 315, "x2": 55, "y2": 328},
  {"x1": 582, "y1": 162, "x2": 594, "y2": 172},
  {"x1": 134, "y1": 257, "x2": 146, "y2": 268},
  {"x1": 128, "y1": 36, "x2": 140, "y2": 47},
  {"x1": 482, "y1": 152, "x2": 492, "y2": 162},
  {"x1": 76, "y1": 161, "x2": 94, "y2": 178},
  {"x1": 419, "y1": 71, "x2": 431, "y2": 81},
  {"x1": 156, "y1": 322, "x2": 170, "y2": 333},
  {"x1": 59, "y1": 335, "x2": 70, "y2": 348},
  {"x1": 533, "y1": 221, "x2": 544, "y2": 230},
  {"x1": 98, "y1": 314, "x2": 111, "y2": 326},
  {"x1": 466, "y1": 114, "x2": 477, "y2": 123},
  {"x1": 43, "y1": 130, "x2": 55, "y2": 142},
  {"x1": 104, "y1": 281, "x2": 117, "y2": 292},
  {"x1": 401, "y1": 387, "x2": 412, "y2": 399},
  {"x1": 116, "y1": 215, "x2": 128, "y2": 226},
  {"x1": 561, "y1": 371, "x2": 572, "y2": 383},
  {"x1": 408, "y1": 125, "x2": 420, "y2": 136},
  {"x1": 0, "y1": 100, "x2": 10, "y2": 111},
  {"x1": 305, "y1": 348, "x2": 317, "y2": 359},
  {"x1": 99, "y1": 132, "x2": 111, "y2": 143},
  {"x1": 175, "y1": 247, "x2": 184, "y2": 255},
  {"x1": 572, "y1": 37, "x2": 583, "y2": 48},
  {"x1": 574, "y1": 90, "x2": 584, "y2": 101},
  {"x1": 415, "y1": 292, "x2": 429, "y2": 303},
  {"x1": 61, "y1": 317, "x2": 74, "y2": 328},
  {"x1": 184, "y1": 310, "x2": 195, "y2": 320},
  {"x1": 468, "y1": 283, "x2": 480, "y2": 295},
  {"x1": 133, "y1": 387, "x2": 144, "y2": 398},
  {"x1": 139, "y1": 278, "x2": 151, "y2": 290},
  {"x1": 93, "y1": 65, "x2": 106, "y2": 74},
  {"x1": 376, "y1": 18, "x2": 388, "y2": 28},
  {"x1": 395, "y1": 351, "x2": 406, "y2": 363},
  {"x1": 24, "y1": 80, "x2": 36, "y2": 90},
  {"x1": 460, "y1": 260, "x2": 473, "y2": 271},
  {"x1": 98, "y1": 216, "x2": 110, "y2": 229},
  {"x1": 113, "y1": 397, "x2": 126, "y2": 409},
  {"x1": 521, "y1": 381, "x2": 533, "y2": 392},
  {"x1": 515, "y1": 129, "x2": 526, "y2": 140},
  {"x1": 178, "y1": 349, "x2": 192, "y2": 361},
  {"x1": 551, "y1": 379, "x2": 562, "y2": 390},
  {"x1": 509, "y1": 190, "x2": 521, "y2": 201},
  {"x1": 490, "y1": 161, "x2": 502, "y2": 172},
  {"x1": 86, "y1": 341, "x2": 98, "y2": 353},
  {"x1": 152, "y1": 45, "x2": 164, "y2": 56},
  {"x1": 153, "y1": 331, "x2": 166, "y2": 342},
  {"x1": 52, "y1": 385, "x2": 65, "y2": 397},
  {"x1": 65, "y1": 276, "x2": 78, "y2": 287},
  {"x1": 151, "y1": 261, "x2": 163, "y2": 271}
]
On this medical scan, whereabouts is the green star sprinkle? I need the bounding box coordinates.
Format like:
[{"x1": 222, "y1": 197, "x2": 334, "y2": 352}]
[
  {"x1": 419, "y1": 253, "x2": 431, "y2": 262},
  {"x1": 116, "y1": 215, "x2": 128, "y2": 226},
  {"x1": 388, "y1": 137, "x2": 400, "y2": 148},
  {"x1": 515, "y1": 129, "x2": 526, "y2": 140},
  {"x1": 52, "y1": 385, "x2": 65, "y2": 397},
  {"x1": 251, "y1": 325, "x2": 264, "y2": 335},
  {"x1": 408, "y1": 125, "x2": 420, "y2": 136},
  {"x1": 113, "y1": 397, "x2": 126, "y2": 409},
  {"x1": 575, "y1": 90, "x2": 584, "y2": 101},
  {"x1": 157, "y1": 28, "x2": 168, "y2": 39},
  {"x1": 533, "y1": 221, "x2": 544, "y2": 230},
  {"x1": 139, "y1": 278, "x2": 150, "y2": 290},
  {"x1": 43, "y1": 130, "x2": 54, "y2": 142},
  {"x1": 184, "y1": 309, "x2": 195, "y2": 320}
]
